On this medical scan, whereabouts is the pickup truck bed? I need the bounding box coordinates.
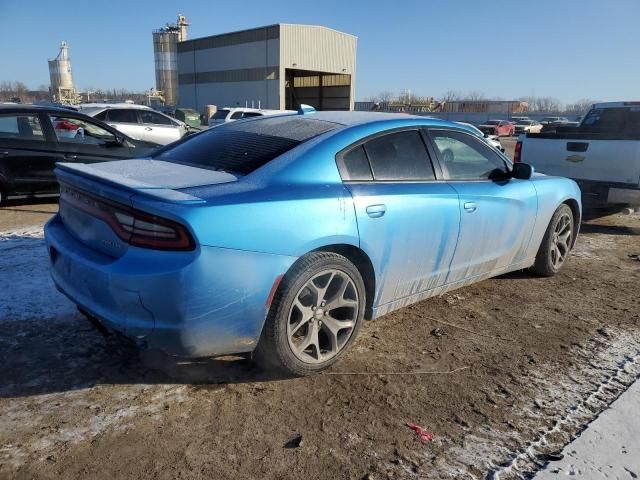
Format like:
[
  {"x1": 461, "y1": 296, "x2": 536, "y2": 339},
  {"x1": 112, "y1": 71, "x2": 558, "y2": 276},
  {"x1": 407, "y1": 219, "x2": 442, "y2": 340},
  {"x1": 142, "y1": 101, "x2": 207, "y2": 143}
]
[{"x1": 519, "y1": 103, "x2": 640, "y2": 209}]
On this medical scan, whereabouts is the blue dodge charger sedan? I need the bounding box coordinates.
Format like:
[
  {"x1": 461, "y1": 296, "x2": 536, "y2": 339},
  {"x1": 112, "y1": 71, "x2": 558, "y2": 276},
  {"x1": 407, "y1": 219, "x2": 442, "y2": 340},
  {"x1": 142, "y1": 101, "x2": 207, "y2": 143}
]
[{"x1": 44, "y1": 110, "x2": 581, "y2": 375}]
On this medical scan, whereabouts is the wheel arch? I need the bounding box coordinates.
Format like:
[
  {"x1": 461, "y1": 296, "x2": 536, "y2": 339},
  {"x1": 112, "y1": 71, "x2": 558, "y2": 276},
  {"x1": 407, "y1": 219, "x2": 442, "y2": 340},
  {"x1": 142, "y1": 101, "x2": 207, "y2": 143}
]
[
  {"x1": 562, "y1": 198, "x2": 581, "y2": 248},
  {"x1": 310, "y1": 244, "x2": 376, "y2": 320}
]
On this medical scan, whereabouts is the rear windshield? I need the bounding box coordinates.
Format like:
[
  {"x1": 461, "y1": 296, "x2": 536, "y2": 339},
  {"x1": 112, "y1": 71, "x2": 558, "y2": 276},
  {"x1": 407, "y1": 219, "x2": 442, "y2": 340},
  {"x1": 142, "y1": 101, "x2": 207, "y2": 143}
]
[
  {"x1": 154, "y1": 116, "x2": 339, "y2": 175},
  {"x1": 211, "y1": 109, "x2": 230, "y2": 120},
  {"x1": 580, "y1": 107, "x2": 640, "y2": 136}
]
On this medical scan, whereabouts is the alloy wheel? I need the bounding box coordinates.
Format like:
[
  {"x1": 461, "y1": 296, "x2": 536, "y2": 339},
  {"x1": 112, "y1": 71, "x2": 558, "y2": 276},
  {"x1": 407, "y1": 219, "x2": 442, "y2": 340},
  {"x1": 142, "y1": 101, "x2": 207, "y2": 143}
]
[
  {"x1": 287, "y1": 269, "x2": 359, "y2": 364},
  {"x1": 550, "y1": 212, "x2": 572, "y2": 269}
]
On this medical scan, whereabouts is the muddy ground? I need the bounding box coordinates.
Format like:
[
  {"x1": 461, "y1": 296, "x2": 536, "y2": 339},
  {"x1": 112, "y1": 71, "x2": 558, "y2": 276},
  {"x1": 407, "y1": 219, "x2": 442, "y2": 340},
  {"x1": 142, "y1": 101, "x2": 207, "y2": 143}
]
[{"x1": 0, "y1": 201, "x2": 639, "y2": 479}]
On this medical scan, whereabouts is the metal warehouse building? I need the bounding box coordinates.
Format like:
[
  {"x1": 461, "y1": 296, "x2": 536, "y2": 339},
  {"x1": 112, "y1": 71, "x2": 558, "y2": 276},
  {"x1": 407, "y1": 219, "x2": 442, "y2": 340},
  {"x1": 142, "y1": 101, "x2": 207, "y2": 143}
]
[{"x1": 177, "y1": 24, "x2": 357, "y2": 113}]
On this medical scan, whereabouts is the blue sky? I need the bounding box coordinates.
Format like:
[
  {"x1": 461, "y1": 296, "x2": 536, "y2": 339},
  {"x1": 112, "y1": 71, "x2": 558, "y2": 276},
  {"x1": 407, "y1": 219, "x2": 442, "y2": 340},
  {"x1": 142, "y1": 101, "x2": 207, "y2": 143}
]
[{"x1": 2, "y1": 0, "x2": 639, "y2": 103}]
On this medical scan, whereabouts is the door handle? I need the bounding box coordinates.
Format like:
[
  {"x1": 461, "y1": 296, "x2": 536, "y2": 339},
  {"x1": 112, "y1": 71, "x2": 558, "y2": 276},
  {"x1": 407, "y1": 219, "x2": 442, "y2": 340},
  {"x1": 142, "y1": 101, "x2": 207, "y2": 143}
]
[
  {"x1": 566, "y1": 142, "x2": 588, "y2": 152},
  {"x1": 144, "y1": 127, "x2": 152, "y2": 131},
  {"x1": 0, "y1": 151, "x2": 8, "y2": 157},
  {"x1": 63, "y1": 154, "x2": 78, "y2": 160},
  {"x1": 464, "y1": 201, "x2": 477, "y2": 213},
  {"x1": 366, "y1": 204, "x2": 386, "y2": 218}
]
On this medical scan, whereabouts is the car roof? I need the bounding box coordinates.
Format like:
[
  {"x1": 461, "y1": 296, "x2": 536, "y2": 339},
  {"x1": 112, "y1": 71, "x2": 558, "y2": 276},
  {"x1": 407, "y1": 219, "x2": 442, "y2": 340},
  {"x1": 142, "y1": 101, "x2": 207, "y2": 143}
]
[
  {"x1": 592, "y1": 101, "x2": 640, "y2": 109},
  {"x1": 0, "y1": 104, "x2": 80, "y2": 114},
  {"x1": 77, "y1": 103, "x2": 152, "y2": 111},
  {"x1": 295, "y1": 111, "x2": 429, "y2": 126}
]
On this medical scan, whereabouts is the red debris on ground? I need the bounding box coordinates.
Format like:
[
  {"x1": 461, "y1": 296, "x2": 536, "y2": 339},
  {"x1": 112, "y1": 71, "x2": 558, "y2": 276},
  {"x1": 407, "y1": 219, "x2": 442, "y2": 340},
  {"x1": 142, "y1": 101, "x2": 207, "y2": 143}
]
[{"x1": 406, "y1": 423, "x2": 434, "y2": 442}]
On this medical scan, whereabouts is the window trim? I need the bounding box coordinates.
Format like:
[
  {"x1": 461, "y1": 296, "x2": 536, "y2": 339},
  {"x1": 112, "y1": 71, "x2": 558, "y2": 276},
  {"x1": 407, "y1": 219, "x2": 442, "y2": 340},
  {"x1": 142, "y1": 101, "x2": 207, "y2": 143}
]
[
  {"x1": 335, "y1": 127, "x2": 441, "y2": 183},
  {"x1": 424, "y1": 127, "x2": 512, "y2": 183}
]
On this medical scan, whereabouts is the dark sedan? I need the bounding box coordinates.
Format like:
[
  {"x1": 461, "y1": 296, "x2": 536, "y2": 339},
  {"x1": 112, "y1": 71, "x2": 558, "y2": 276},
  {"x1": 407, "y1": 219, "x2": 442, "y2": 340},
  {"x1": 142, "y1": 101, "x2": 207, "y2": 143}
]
[{"x1": 0, "y1": 105, "x2": 160, "y2": 204}]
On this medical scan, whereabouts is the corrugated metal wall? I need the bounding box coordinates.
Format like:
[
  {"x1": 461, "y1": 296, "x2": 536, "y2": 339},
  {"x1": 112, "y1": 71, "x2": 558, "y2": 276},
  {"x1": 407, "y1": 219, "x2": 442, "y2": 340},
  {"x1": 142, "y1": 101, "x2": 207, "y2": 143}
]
[
  {"x1": 280, "y1": 24, "x2": 357, "y2": 110},
  {"x1": 176, "y1": 24, "x2": 357, "y2": 114}
]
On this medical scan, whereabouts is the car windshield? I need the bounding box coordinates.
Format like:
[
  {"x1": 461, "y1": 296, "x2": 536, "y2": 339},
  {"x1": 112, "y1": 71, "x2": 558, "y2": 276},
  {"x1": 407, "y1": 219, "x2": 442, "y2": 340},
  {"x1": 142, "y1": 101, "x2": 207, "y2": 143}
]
[
  {"x1": 211, "y1": 109, "x2": 230, "y2": 120},
  {"x1": 154, "y1": 116, "x2": 339, "y2": 175},
  {"x1": 485, "y1": 120, "x2": 500, "y2": 125}
]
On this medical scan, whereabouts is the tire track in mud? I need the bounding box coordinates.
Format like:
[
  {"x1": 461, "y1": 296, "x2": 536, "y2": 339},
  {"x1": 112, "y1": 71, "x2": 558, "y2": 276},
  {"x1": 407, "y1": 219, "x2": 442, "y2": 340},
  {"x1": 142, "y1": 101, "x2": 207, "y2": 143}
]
[{"x1": 441, "y1": 329, "x2": 640, "y2": 479}]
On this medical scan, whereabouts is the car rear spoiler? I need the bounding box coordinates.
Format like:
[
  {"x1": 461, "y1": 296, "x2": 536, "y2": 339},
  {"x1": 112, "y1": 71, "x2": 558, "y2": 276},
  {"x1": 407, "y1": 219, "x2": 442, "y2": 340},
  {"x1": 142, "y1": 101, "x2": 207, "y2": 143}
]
[{"x1": 55, "y1": 160, "x2": 238, "y2": 204}]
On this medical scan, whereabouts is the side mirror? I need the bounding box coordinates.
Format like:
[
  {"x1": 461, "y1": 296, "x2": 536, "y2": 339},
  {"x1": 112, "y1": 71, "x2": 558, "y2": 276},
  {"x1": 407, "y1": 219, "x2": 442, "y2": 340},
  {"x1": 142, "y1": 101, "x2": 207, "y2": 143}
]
[{"x1": 511, "y1": 162, "x2": 534, "y2": 180}]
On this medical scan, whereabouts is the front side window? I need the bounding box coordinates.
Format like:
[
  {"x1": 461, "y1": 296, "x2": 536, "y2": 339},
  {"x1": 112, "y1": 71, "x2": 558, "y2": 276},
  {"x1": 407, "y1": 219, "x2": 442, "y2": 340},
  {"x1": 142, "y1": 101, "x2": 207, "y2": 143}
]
[
  {"x1": 49, "y1": 115, "x2": 116, "y2": 145},
  {"x1": 242, "y1": 112, "x2": 263, "y2": 118},
  {"x1": 139, "y1": 110, "x2": 173, "y2": 125},
  {"x1": 431, "y1": 130, "x2": 507, "y2": 180},
  {"x1": 230, "y1": 111, "x2": 244, "y2": 120},
  {"x1": 363, "y1": 130, "x2": 435, "y2": 181},
  {"x1": 0, "y1": 114, "x2": 45, "y2": 141},
  {"x1": 106, "y1": 109, "x2": 138, "y2": 124}
]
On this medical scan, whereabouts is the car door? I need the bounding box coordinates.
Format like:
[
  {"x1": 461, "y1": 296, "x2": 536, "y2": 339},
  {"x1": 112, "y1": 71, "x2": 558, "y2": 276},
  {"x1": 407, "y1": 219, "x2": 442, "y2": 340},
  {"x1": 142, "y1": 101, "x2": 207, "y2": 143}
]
[
  {"x1": 338, "y1": 129, "x2": 461, "y2": 310},
  {"x1": 427, "y1": 128, "x2": 537, "y2": 285},
  {"x1": 138, "y1": 110, "x2": 182, "y2": 145},
  {"x1": 47, "y1": 113, "x2": 135, "y2": 164},
  {"x1": 103, "y1": 108, "x2": 143, "y2": 140},
  {"x1": 0, "y1": 111, "x2": 60, "y2": 195}
]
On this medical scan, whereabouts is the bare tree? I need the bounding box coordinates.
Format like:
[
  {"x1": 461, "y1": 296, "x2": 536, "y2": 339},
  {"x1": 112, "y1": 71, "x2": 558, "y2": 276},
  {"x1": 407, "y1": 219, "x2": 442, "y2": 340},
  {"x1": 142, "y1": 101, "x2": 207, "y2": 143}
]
[
  {"x1": 378, "y1": 90, "x2": 394, "y2": 103},
  {"x1": 466, "y1": 91, "x2": 486, "y2": 101},
  {"x1": 440, "y1": 90, "x2": 461, "y2": 103},
  {"x1": 566, "y1": 99, "x2": 596, "y2": 114}
]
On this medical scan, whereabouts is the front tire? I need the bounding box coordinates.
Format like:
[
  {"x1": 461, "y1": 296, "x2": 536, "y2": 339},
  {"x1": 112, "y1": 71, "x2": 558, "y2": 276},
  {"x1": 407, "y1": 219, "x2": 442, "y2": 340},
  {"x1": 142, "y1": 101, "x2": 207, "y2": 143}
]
[
  {"x1": 255, "y1": 252, "x2": 366, "y2": 376},
  {"x1": 531, "y1": 204, "x2": 574, "y2": 276}
]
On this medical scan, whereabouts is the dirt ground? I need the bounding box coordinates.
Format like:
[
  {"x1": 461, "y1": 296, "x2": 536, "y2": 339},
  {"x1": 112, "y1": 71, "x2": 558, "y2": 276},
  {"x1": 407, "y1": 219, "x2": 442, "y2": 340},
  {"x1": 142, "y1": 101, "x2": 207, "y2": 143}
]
[{"x1": 1, "y1": 197, "x2": 639, "y2": 479}]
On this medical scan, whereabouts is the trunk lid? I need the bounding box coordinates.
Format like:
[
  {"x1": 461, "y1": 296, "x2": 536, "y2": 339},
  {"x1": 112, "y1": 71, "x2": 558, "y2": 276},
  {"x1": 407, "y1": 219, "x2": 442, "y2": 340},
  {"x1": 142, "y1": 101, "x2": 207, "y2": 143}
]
[{"x1": 56, "y1": 159, "x2": 237, "y2": 257}]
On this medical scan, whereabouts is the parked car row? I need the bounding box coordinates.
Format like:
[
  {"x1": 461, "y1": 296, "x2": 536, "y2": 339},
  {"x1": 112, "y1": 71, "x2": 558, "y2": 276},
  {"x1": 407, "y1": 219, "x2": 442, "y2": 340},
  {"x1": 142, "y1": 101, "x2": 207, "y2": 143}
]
[
  {"x1": 208, "y1": 107, "x2": 296, "y2": 127},
  {"x1": 0, "y1": 105, "x2": 159, "y2": 203},
  {"x1": 78, "y1": 103, "x2": 189, "y2": 145}
]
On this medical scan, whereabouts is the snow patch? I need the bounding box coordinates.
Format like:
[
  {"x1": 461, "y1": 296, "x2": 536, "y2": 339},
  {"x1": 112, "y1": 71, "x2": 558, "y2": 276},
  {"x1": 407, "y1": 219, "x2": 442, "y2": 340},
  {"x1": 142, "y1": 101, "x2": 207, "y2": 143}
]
[{"x1": 0, "y1": 227, "x2": 75, "y2": 323}]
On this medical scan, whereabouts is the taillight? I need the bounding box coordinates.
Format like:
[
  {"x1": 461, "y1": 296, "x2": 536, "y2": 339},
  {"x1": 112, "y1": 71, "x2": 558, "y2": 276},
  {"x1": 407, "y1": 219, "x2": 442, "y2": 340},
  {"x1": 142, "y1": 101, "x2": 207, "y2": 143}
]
[
  {"x1": 60, "y1": 185, "x2": 195, "y2": 251},
  {"x1": 514, "y1": 141, "x2": 522, "y2": 163}
]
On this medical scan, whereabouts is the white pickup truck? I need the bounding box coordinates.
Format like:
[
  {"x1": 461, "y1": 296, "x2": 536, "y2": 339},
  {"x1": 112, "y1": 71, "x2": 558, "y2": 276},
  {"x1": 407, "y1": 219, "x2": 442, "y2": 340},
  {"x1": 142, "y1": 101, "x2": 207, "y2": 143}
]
[{"x1": 516, "y1": 102, "x2": 640, "y2": 210}]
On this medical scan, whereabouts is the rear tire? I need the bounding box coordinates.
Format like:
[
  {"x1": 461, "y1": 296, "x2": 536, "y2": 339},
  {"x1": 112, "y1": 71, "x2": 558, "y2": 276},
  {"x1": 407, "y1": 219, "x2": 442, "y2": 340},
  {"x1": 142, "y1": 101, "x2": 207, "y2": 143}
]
[
  {"x1": 531, "y1": 204, "x2": 574, "y2": 276},
  {"x1": 254, "y1": 252, "x2": 366, "y2": 376}
]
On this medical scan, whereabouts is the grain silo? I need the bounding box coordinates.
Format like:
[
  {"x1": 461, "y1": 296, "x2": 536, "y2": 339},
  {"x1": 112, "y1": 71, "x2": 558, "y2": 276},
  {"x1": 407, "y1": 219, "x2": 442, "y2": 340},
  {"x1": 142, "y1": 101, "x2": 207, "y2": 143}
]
[
  {"x1": 152, "y1": 14, "x2": 189, "y2": 107},
  {"x1": 48, "y1": 41, "x2": 79, "y2": 104}
]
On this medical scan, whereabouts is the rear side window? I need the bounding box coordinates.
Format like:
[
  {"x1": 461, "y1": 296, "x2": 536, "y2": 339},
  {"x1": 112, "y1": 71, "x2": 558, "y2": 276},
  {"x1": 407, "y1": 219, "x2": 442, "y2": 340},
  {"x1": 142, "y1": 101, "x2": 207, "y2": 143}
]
[
  {"x1": 242, "y1": 112, "x2": 263, "y2": 118},
  {"x1": 93, "y1": 111, "x2": 107, "y2": 121},
  {"x1": 0, "y1": 114, "x2": 45, "y2": 141},
  {"x1": 155, "y1": 116, "x2": 338, "y2": 175},
  {"x1": 364, "y1": 130, "x2": 435, "y2": 181},
  {"x1": 339, "y1": 145, "x2": 373, "y2": 181},
  {"x1": 211, "y1": 109, "x2": 230, "y2": 120},
  {"x1": 107, "y1": 109, "x2": 138, "y2": 124},
  {"x1": 582, "y1": 107, "x2": 640, "y2": 136},
  {"x1": 140, "y1": 111, "x2": 173, "y2": 125}
]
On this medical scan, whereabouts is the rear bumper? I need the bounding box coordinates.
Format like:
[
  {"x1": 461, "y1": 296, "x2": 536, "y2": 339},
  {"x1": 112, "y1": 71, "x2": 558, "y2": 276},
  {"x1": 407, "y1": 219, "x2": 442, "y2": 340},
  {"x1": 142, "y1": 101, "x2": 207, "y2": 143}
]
[{"x1": 45, "y1": 214, "x2": 296, "y2": 357}]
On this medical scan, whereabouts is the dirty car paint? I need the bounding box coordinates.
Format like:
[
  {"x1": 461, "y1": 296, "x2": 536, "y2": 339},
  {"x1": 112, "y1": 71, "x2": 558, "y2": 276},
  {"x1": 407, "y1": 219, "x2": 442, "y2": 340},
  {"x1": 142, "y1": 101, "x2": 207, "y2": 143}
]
[{"x1": 44, "y1": 113, "x2": 582, "y2": 357}]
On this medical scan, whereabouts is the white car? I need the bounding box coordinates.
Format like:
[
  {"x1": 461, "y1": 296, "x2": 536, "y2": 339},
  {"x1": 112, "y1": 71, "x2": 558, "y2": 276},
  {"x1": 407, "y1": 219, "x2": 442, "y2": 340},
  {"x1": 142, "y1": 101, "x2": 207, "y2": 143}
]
[
  {"x1": 208, "y1": 107, "x2": 295, "y2": 127},
  {"x1": 457, "y1": 122, "x2": 505, "y2": 153},
  {"x1": 514, "y1": 119, "x2": 543, "y2": 135},
  {"x1": 79, "y1": 103, "x2": 188, "y2": 145}
]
